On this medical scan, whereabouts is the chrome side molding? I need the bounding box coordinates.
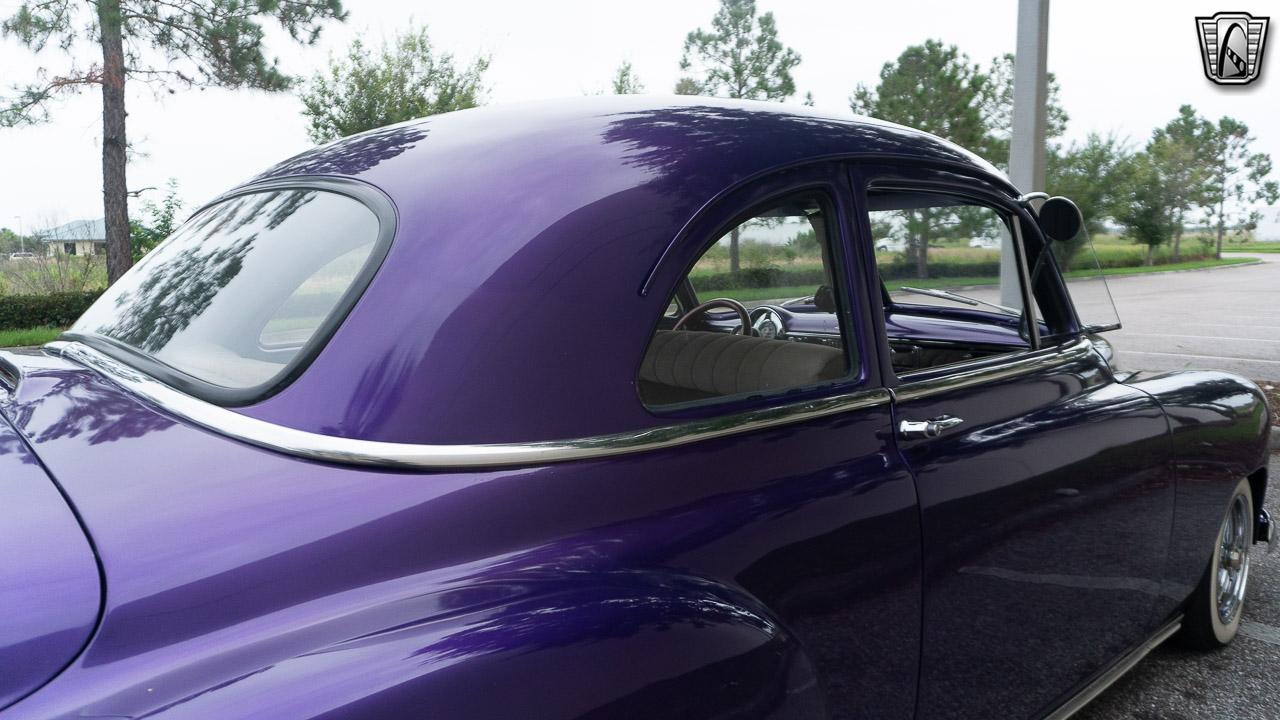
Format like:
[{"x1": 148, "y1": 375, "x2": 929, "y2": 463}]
[
  {"x1": 1044, "y1": 616, "x2": 1182, "y2": 720},
  {"x1": 893, "y1": 337, "x2": 1095, "y2": 403},
  {"x1": 47, "y1": 341, "x2": 891, "y2": 470}
]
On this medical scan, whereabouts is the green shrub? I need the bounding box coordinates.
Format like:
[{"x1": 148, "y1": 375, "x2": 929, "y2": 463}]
[
  {"x1": 692, "y1": 242, "x2": 1226, "y2": 293},
  {"x1": 1089, "y1": 244, "x2": 1213, "y2": 268},
  {"x1": 879, "y1": 260, "x2": 1001, "y2": 280},
  {"x1": 0, "y1": 291, "x2": 102, "y2": 331},
  {"x1": 694, "y1": 266, "x2": 828, "y2": 291}
]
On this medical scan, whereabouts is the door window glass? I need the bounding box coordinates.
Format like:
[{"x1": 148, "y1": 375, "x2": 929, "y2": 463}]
[
  {"x1": 639, "y1": 192, "x2": 855, "y2": 408},
  {"x1": 868, "y1": 189, "x2": 1043, "y2": 375}
]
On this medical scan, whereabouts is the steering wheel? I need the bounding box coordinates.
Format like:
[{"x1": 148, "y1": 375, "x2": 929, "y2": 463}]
[{"x1": 673, "y1": 298, "x2": 752, "y2": 335}]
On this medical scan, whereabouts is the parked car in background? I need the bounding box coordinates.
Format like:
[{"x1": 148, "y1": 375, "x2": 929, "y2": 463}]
[
  {"x1": 0, "y1": 98, "x2": 1272, "y2": 720},
  {"x1": 968, "y1": 235, "x2": 1000, "y2": 249},
  {"x1": 7, "y1": 252, "x2": 35, "y2": 260},
  {"x1": 875, "y1": 237, "x2": 906, "y2": 252}
]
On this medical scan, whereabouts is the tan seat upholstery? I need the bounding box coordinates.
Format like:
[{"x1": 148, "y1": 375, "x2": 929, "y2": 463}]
[{"x1": 639, "y1": 330, "x2": 845, "y2": 404}]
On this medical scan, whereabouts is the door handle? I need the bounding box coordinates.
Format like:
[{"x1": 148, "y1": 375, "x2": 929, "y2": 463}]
[{"x1": 898, "y1": 415, "x2": 965, "y2": 440}]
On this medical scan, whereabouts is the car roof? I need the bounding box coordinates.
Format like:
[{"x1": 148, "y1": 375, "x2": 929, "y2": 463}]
[{"x1": 237, "y1": 97, "x2": 1017, "y2": 445}]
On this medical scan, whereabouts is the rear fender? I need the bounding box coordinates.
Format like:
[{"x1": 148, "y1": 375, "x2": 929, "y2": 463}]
[
  {"x1": 1122, "y1": 370, "x2": 1271, "y2": 603},
  {"x1": 62, "y1": 571, "x2": 823, "y2": 720}
]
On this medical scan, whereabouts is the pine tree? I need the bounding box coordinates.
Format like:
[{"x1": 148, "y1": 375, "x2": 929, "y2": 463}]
[
  {"x1": 676, "y1": 0, "x2": 800, "y2": 274},
  {"x1": 2, "y1": 0, "x2": 348, "y2": 283}
]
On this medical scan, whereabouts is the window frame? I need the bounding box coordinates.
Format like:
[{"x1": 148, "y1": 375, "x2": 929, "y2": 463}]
[
  {"x1": 852, "y1": 167, "x2": 1064, "y2": 385},
  {"x1": 61, "y1": 176, "x2": 398, "y2": 407},
  {"x1": 636, "y1": 169, "x2": 873, "y2": 417}
]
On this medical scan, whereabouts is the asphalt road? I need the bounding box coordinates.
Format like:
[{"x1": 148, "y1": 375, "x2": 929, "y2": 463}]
[
  {"x1": 1104, "y1": 253, "x2": 1280, "y2": 383},
  {"x1": 1073, "y1": 453, "x2": 1280, "y2": 720}
]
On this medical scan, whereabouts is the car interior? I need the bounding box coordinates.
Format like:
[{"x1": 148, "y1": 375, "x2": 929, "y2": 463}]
[
  {"x1": 638, "y1": 194, "x2": 851, "y2": 408},
  {"x1": 638, "y1": 188, "x2": 1045, "y2": 408}
]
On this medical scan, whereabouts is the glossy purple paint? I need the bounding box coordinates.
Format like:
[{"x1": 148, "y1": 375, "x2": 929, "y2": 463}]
[
  {"x1": 0, "y1": 98, "x2": 1271, "y2": 719},
  {"x1": 1, "y1": 349, "x2": 920, "y2": 719},
  {"x1": 0, "y1": 402, "x2": 98, "y2": 709}
]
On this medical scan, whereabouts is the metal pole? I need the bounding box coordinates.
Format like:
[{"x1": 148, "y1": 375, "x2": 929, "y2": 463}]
[{"x1": 1003, "y1": 0, "x2": 1051, "y2": 308}]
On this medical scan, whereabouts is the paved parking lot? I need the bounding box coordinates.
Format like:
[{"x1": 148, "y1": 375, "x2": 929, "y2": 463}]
[
  {"x1": 1105, "y1": 254, "x2": 1280, "y2": 383},
  {"x1": 1073, "y1": 453, "x2": 1280, "y2": 720}
]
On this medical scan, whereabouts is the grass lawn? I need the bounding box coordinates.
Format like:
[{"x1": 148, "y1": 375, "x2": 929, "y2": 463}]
[
  {"x1": 715, "y1": 276, "x2": 1007, "y2": 303},
  {"x1": 1066, "y1": 256, "x2": 1256, "y2": 278},
  {"x1": 0, "y1": 327, "x2": 63, "y2": 348},
  {"x1": 1224, "y1": 244, "x2": 1280, "y2": 254}
]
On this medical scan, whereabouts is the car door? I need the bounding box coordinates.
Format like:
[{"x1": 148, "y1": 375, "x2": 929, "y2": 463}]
[
  {"x1": 852, "y1": 167, "x2": 1175, "y2": 720},
  {"x1": 634, "y1": 166, "x2": 924, "y2": 719}
]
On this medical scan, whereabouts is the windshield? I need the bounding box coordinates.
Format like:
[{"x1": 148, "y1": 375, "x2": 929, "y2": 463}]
[{"x1": 70, "y1": 187, "x2": 386, "y2": 399}]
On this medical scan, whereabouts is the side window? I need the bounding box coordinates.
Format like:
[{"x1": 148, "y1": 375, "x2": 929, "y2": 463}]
[
  {"x1": 867, "y1": 188, "x2": 1043, "y2": 376},
  {"x1": 638, "y1": 192, "x2": 856, "y2": 408}
]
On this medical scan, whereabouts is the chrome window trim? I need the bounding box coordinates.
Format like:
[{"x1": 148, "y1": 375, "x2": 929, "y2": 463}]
[
  {"x1": 891, "y1": 336, "x2": 1094, "y2": 403},
  {"x1": 46, "y1": 340, "x2": 891, "y2": 470},
  {"x1": 1010, "y1": 216, "x2": 1042, "y2": 349}
]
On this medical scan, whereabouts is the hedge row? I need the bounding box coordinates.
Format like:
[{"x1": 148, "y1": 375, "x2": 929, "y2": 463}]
[
  {"x1": 694, "y1": 267, "x2": 828, "y2": 291},
  {"x1": 696, "y1": 247, "x2": 1220, "y2": 291},
  {"x1": 1092, "y1": 248, "x2": 1213, "y2": 269},
  {"x1": 694, "y1": 260, "x2": 1003, "y2": 290},
  {"x1": 879, "y1": 261, "x2": 1001, "y2": 280},
  {"x1": 0, "y1": 291, "x2": 102, "y2": 331}
]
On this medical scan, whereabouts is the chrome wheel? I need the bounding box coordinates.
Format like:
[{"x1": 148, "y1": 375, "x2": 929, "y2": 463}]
[
  {"x1": 1180, "y1": 477, "x2": 1254, "y2": 650},
  {"x1": 1216, "y1": 494, "x2": 1251, "y2": 625}
]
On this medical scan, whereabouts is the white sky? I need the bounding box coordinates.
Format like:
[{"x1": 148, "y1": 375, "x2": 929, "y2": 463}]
[{"x1": 0, "y1": 0, "x2": 1275, "y2": 231}]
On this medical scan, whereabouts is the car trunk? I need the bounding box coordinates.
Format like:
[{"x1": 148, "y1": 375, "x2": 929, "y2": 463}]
[{"x1": 0, "y1": 352, "x2": 101, "y2": 710}]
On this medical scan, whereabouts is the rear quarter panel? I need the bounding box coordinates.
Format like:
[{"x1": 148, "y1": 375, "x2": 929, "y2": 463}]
[
  {"x1": 0, "y1": 356, "x2": 919, "y2": 720},
  {"x1": 1122, "y1": 370, "x2": 1271, "y2": 616}
]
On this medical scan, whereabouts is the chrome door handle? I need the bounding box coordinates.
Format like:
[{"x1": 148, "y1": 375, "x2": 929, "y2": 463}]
[{"x1": 898, "y1": 415, "x2": 965, "y2": 440}]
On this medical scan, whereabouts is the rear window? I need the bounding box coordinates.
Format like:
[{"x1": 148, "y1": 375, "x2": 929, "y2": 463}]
[{"x1": 70, "y1": 186, "x2": 387, "y2": 400}]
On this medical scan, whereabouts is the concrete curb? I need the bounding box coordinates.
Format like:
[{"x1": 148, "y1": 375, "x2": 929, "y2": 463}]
[
  {"x1": 938, "y1": 259, "x2": 1264, "y2": 294},
  {"x1": 1272, "y1": 427, "x2": 1280, "y2": 453},
  {"x1": 1090, "y1": 258, "x2": 1263, "y2": 282}
]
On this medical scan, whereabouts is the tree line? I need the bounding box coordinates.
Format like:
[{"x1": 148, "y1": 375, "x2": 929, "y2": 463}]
[{"x1": 3, "y1": 0, "x2": 1276, "y2": 283}]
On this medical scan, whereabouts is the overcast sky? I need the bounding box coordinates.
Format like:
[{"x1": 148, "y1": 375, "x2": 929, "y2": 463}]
[{"x1": 0, "y1": 0, "x2": 1275, "y2": 231}]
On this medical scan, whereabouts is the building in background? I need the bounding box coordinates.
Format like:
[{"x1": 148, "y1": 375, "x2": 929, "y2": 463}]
[
  {"x1": 35, "y1": 218, "x2": 107, "y2": 256},
  {"x1": 1256, "y1": 207, "x2": 1280, "y2": 242}
]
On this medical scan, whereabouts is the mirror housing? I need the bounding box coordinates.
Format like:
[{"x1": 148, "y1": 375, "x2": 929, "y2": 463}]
[{"x1": 1037, "y1": 196, "x2": 1084, "y2": 242}]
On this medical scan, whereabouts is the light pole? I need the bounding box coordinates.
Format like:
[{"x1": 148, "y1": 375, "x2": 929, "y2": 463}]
[
  {"x1": 11, "y1": 216, "x2": 23, "y2": 254},
  {"x1": 1003, "y1": 0, "x2": 1051, "y2": 308}
]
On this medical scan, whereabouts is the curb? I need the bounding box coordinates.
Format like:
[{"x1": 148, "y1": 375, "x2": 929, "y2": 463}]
[
  {"x1": 895, "y1": 258, "x2": 1263, "y2": 294},
  {"x1": 1272, "y1": 427, "x2": 1280, "y2": 453},
  {"x1": 1086, "y1": 258, "x2": 1263, "y2": 282}
]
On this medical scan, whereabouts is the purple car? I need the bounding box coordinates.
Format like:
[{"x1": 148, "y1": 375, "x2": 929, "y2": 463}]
[{"x1": 2, "y1": 98, "x2": 1273, "y2": 719}]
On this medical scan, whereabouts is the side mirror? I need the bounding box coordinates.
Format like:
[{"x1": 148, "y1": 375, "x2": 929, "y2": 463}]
[{"x1": 1037, "y1": 196, "x2": 1084, "y2": 242}]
